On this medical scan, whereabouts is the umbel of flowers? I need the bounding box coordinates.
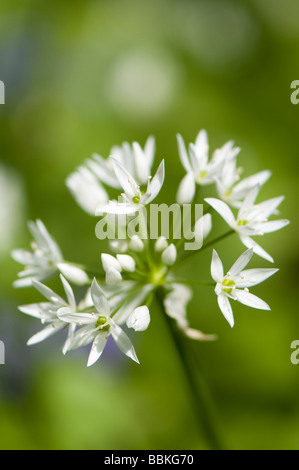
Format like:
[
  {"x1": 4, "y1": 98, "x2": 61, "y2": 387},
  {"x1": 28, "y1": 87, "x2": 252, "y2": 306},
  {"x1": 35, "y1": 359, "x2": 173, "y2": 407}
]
[{"x1": 12, "y1": 131, "x2": 289, "y2": 367}]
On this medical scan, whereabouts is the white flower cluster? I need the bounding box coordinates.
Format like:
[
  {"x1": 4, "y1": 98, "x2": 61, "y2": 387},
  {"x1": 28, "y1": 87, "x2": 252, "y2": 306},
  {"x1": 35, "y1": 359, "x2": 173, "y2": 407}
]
[{"x1": 12, "y1": 131, "x2": 289, "y2": 366}]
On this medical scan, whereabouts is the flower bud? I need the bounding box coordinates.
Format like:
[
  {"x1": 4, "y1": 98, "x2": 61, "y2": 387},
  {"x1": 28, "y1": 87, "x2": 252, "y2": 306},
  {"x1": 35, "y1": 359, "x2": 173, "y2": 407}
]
[
  {"x1": 116, "y1": 254, "x2": 136, "y2": 272},
  {"x1": 162, "y1": 244, "x2": 177, "y2": 266},
  {"x1": 127, "y1": 306, "x2": 150, "y2": 331}
]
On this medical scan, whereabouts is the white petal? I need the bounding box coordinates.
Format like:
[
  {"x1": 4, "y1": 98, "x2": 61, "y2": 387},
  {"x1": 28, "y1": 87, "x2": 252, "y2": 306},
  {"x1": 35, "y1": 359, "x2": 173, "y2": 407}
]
[
  {"x1": 116, "y1": 254, "x2": 136, "y2": 272},
  {"x1": 211, "y1": 249, "x2": 224, "y2": 283},
  {"x1": 162, "y1": 244, "x2": 177, "y2": 266},
  {"x1": 141, "y1": 160, "x2": 165, "y2": 205},
  {"x1": 254, "y1": 219, "x2": 290, "y2": 234},
  {"x1": 57, "y1": 307, "x2": 96, "y2": 324},
  {"x1": 176, "y1": 172, "x2": 196, "y2": 205},
  {"x1": 90, "y1": 278, "x2": 111, "y2": 316},
  {"x1": 217, "y1": 293, "x2": 234, "y2": 327},
  {"x1": 129, "y1": 235, "x2": 144, "y2": 252},
  {"x1": 176, "y1": 133, "x2": 192, "y2": 173},
  {"x1": 32, "y1": 280, "x2": 65, "y2": 305},
  {"x1": 87, "y1": 333, "x2": 108, "y2": 367},
  {"x1": 96, "y1": 201, "x2": 138, "y2": 216},
  {"x1": 233, "y1": 290, "x2": 270, "y2": 310},
  {"x1": 18, "y1": 303, "x2": 51, "y2": 319},
  {"x1": 110, "y1": 321, "x2": 139, "y2": 364},
  {"x1": 66, "y1": 167, "x2": 108, "y2": 216},
  {"x1": 229, "y1": 248, "x2": 253, "y2": 276},
  {"x1": 57, "y1": 263, "x2": 89, "y2": 286},
  {"x1": 240, "y1": 235, "x2": 274, "y2": 263},
  {"x1": 205, "y1": 198, "x2": 235, "y2": 228},
  {"x1": 27, "y1": 322, "x2": 65, "y2": 345},
  {"x1": 234, "y1": 268, "x2": 278, "y2": 288},
  {"x1": 60, "y1": 275, "x2": 76, "y2": 310},
  {"x1": 126, "y1": 306, "x2": 150, "y2": 332},
  {"x1": 87, "y1": 153, "x2": 120, "y2": 189},
  {"x1": 111, "y1": 157, "x2": 139, "y2": 198}
]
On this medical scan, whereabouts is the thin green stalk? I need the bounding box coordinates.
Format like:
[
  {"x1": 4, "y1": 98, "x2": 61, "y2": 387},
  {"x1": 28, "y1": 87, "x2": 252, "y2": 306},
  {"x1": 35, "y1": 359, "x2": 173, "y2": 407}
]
[
  {"x1": 156, "y1": 289, "x2": 224, "y2": 450},
  {"x1": 174, "y1": 229, "x2": 235, "y2": 270}
]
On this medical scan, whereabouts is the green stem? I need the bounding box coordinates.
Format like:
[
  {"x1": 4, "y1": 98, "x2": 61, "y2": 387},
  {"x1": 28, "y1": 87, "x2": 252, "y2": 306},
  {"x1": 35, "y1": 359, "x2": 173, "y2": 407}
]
[
  {"x1": 156, "y1": 289, "x2": 224, "y2": 450},
  {"x1": 174, "y1": 229, "x2": 235, "y2": 270}
]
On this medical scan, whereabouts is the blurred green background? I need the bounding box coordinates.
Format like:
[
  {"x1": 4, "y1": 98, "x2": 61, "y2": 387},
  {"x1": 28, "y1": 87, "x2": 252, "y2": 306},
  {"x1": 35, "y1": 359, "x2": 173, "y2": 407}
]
[{"x1": 0, "y1": 0, "x2": 298, "y2": 450}]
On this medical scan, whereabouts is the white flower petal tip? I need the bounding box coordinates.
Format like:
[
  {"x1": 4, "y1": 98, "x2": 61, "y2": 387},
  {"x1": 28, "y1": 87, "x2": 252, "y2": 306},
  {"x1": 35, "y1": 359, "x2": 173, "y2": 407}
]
[
  {"x1": 155, "y1": 236, "x2": 168, "y2": 252},
  {"x1": 183, "y1": 327, "x2": 217, "y2": 342},
  {"x1": 129, "y1": 235, "x2": 144, "y2": 252},
  {"x1": 101, "y1": 253, "x2": 122, "y2": 273},
  {"x1": 127, "y1": 306, "x2": 150, "y2": 332},
  {"x1": 57, "y1": 263, "x2": 89, "y2": 285},
  {"x1": 105, "y1": 267, "x2": 122, "y2": 285},
  {"x1": 162, "y1": 244, "x2": 177, "y2": 266},
  {"x1": 116, "y1": 254, "x2": 136, "y2": 272}
]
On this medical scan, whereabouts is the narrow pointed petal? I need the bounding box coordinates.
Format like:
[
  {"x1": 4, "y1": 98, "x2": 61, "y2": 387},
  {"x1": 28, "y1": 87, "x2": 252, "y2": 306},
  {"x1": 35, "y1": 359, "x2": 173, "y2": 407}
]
[
  {"x1": 234, "y1": 268, "x2": 279, "y2": 288},
  {"x1": 211, "y1": 249, "x2": 224, "y2": 283},
  {"x1": 57, "y1": 307, "x2": 96, "y2": 324},
  {"x1": 27, "y1": 322, "x2": 65, "y2": 345},
  {"x1": 111, "y1": 157, "x2": 139, "y2": 198},
  {"x1": 32, "y1": 280, "x2": 65, "y2": 305},
  {"x1": 254, "y1": 219, "x2": 290, "y2": 234},
  {"x1": 229, "y1": 248, "x2": 253, "y2": 276},
  {"x1": 110, "y1": 322, "x2": 140, "y2": 364},
  {"x1": 233, "y1": 290, "x2": 270, "y2": 310},
  {"x1": 240, "y1": 235, "x2": 274, "y2": 263},
  {"x1": 176, "y1": 172, "x2": 196, "y2": 205},
  {"x1": 60, "y1": 275, "x2": 76, "y2": 310},
  {"x1": 87, "y1": 333, "x2": 108, "y2": 367},
  {"x1": 90, "y1": 278, "x2": 111, "y2": 316},
  {"x1": 177, "y1": 134, "x2": 192, "y2": 173},
  {"x1": 142, "y1": 160, "x2": 165, "y2": 205},
  {"x1": 205, "y1": 198, "x2": 235, "y2": 228},
  {"x1": 217, "y1": 293, "x2": 234, "y2": 327}
]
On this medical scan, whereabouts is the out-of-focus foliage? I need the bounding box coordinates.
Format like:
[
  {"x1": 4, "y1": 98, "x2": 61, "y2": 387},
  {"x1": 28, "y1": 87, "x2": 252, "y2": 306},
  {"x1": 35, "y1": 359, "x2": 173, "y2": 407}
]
[{"x1": 0, "y1": 0, "x2": 298, "y2": 450}]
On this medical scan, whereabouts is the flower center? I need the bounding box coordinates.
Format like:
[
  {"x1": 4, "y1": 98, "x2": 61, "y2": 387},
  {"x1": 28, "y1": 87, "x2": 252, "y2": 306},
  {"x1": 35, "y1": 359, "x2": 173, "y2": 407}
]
[
  {"x1": 222, "y1": 278, "x2": 235, "y2": 294},
  {"x1": 95, "y1": 316, "x2": 110, "y2": 331},
  {"x1": 132, "y1": 195, "x2": 141, "y2": 204},
  {"x1": 237, "y1": 219, "x2": 248, "y2": 226}
]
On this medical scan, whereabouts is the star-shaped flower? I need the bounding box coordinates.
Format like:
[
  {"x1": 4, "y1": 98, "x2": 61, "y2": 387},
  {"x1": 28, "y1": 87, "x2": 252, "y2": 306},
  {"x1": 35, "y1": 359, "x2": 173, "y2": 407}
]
[{"x1": 211, "y1": 248, "x2": 278, "y2": 327}]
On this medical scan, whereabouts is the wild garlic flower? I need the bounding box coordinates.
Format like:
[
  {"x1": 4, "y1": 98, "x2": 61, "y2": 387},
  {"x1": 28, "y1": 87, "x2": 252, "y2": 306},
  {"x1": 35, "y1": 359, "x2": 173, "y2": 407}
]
[
  {"x1": 86, "y1": 136, "x2": 156, "y2": 189},
  {"x1": 97, "y1": 158, "x2": 165, "y2": 216},
  {"x1": 12, "y1": 219, "x2": 88, "y2": 287},
  {"x1": 211, "y1": 248, "x2": 278, "y2": 328},
  {"x1": 214, "y1": 155, "x2": 271, "y2": 208},
  {"x1": 176, "y1": 130, "x2": 239, "y2": 204},
  {"x1": 13, "y1": 130, "x2": 288, "y2": 367},
  {"x1": 206, "y1": 184, "x2": 289, "y2": 262},
  {"x1": 19, "y1": 275, "x2": 79, "y2": 349}
]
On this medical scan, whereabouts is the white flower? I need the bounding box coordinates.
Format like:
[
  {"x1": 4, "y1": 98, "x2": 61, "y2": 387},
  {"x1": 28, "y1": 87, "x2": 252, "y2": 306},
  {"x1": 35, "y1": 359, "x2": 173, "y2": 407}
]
[
  {"x1": 164, "y1": 283, "x2": 216, "y2": 341},
  {"x1": 87, "y1": 136, "x2": 156, "y2": 188},
  {"x1": 11, "y1": 220, "x2": 88, "y2": 287},
  {"x1": 58, "y1": 279, "x2": 139, "y2": 367},
  {"x1": 96, "y1": 158, "x2": 165, "y2": 215},
  {"x1": 127, "y1": 306, "x2": 151, "y2": 331},
  {"x1": 215, "y1": 154, "x2": 271, "y2": 208},
  {"x1": 66, "y1": 166, "x2": 108, "y2": 216},
  {"x1": 18, "y1": 275, "x2": 78, "y2": 350},
  {"x1": 211, "y1": 248, "x2": 278, "y2": 327},
  {"x1": 176, "y1": 130, "x2": 238, "y2": 204},
  {"x1": 205, "y1": 185, "x2": 290, "y2": 262}
]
